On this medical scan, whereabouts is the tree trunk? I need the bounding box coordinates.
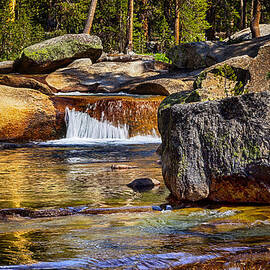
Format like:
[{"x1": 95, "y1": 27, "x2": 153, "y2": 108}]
[
  {"x1": 126, "y1": 0, "x2": 134, "y2": 53},
  {"x1": 240, "y1": 0, "x2": 247, "y2": 29},
  {"x1": 250, "y1": 0, "x2": 261, "y2": 38},
  {"x1": 175, "y1": 0, "x2": 180, "y2": 45},
  {"x1": 8, "y1": 0, "x2": 16, "y2": 22},
  {"x1": 206, "y1": 0, "x2": 216, "y2": 40},
  {"x1": 83, "y1": 0, "x2": 98, "y2": 34},
  {"x1": 142, "y1": 0, "x2": 148, "y2": 42}
]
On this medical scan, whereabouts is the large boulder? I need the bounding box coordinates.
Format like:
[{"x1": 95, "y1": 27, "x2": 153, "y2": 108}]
[
  {"x1": 0, "y1": 85, "x2": 58, "y2": 142},
  {"x1": 14, "y1": 34, "x2": 103, "y2": 74},
  {"x1": 167, "y1": 41, "x2": 222, "y2": 70},
  {"x1": 158, "y1": 91, "x2": 270, "y2": 203},
  {"x1": 167, "y1": 34, "x2": 270, "y2": 70},
  {"x1": 0, "y1": 74, "x2": 53, "y2": 95},
  {"x1": 226, "y1": 24, "x2": 270, "y2": 42}
]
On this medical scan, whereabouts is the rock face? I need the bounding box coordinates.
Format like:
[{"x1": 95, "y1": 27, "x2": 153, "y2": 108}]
[
  {"x1": 0, "y1": 74, "x2": 53, "y2": 95},
  {"x1": 52, "y1": 95, "x2": 165, "y2": 138},
  {"x1": 167, "y1": 35, "x2": 270, "y2": 70},
  {"x1": 247, "y1": 42, "x2": 270, "y2": 93},
  {"x1": 14, "y1": 34, "x2": 103, "y2": 74},
  {"x1": 158, "y1": 91, "x2": 270, "y2": 203},
  {"x1": 0, "y1": 61, "x2": 14, "y2": 74},
  {"x1": 0, "y1": 85, "x2": 58, "y2": 142}
]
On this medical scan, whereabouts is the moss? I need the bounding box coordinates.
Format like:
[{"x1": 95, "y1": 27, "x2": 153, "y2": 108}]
[
  {"x1": 158, "y1": 91, "x2": 201, "y2": 115},
  {"x1": 177, "y1": 154, "x2": 187, "y2": 178},
  {"x1": 193, "y1": 71, "x2": 206, "y2": 90},
  {"x1": 23, "y1": 38, "x2": 102, "y2": 63},
  {"x1": 212, "y1": 64, "x2": 248, "y2": 96}
]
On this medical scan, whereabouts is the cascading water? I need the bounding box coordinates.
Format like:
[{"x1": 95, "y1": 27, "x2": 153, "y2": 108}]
[{"x1": 65, "y1": 107, "x2": 129, "y2": 139}]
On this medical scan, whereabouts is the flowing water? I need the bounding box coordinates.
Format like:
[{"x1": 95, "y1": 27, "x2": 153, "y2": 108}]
[{"x1": 0, "y1": 97, "x2": 269, "y2": 269}]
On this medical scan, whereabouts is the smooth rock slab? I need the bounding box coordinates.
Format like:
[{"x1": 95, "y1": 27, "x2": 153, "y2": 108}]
[
  {"x1": 158, "y1": 91, "x2": 270, "y2": 203},
  {"x1": 0, "y1": 74, "x2": 53, "y2": 95}
]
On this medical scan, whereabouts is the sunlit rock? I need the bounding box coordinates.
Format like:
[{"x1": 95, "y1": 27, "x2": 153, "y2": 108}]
[{"x1": 0, "y1": 85, "x2": 58, "y2": 142}]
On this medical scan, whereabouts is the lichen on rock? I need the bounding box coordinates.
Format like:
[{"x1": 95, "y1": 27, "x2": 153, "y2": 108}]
[{"x1": 15, "y1": 34, "x2": 103, "y2": 74}]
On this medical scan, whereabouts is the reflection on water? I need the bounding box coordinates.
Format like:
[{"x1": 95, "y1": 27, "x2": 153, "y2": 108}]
[
  {"x1": 0, "y1": 145, "x2": 269, "y2": 269},
  {"x1": 0, "y1": 144, "x2": 165, "y2": 209}
]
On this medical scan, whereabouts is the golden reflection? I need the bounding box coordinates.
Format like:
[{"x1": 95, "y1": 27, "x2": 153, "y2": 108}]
[
  {"x1": 0, "y1": 147, "x2": 166, "y2": 209},
  {"x1": 4, "y1": 230, "x2": 36, "y2": 265}
]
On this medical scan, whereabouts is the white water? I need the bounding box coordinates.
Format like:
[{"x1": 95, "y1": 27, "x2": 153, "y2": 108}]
[
  {"x1": 40, "y1": 107, "x2": 161, "y2": 146},
  {"x1": 65, "y1": 107, "x2": 129, "y2": 139}
]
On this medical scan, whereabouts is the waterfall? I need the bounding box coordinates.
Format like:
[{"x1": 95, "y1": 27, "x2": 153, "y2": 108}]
[{"x1": 64, "y1": 107, "x2": 129, "y2": 139}]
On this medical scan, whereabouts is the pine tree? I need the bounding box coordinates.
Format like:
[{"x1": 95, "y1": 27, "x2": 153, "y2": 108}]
[{"x1": 84, "y1": 0, "x2": 98, "y2": 34}]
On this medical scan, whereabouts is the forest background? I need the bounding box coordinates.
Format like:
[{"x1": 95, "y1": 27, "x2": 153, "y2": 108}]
[{"x1": 0, "y1": 0, "x2": 270, "y2": 62}]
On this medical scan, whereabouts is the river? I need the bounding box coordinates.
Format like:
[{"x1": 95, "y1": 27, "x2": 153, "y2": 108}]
[{"x1": 0, "y1": 95, "x2": 269, "y2": 269}]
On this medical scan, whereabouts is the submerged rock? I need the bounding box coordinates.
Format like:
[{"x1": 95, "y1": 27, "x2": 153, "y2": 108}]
[
  {"x1": 0, "y1": 85, "x2": 58, "y2": 142},
  {"x1": 127, "y1": 178, "x2": 160, "y2": 192},
  {"x1": 158, "y1": 91, "x2": 270, "y2": 203},
  {"x1": 111, "y1": 164, "x2": 139, "y2": 170},
  {"x1": 14, "y1": 34, "x2": 103, "y2": 74}
]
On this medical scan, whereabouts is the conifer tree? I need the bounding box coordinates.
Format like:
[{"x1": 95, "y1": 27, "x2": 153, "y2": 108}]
[{"x1": 84, "y1": 0, "x2": 98, "y2": 34}]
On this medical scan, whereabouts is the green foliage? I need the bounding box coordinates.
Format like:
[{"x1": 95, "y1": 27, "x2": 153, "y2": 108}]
[
  {"x1": 3, "y1": 0, "x2": 269, "y2": 61},
  {"x1": 153, "y1": 53, "x2": 170, "y2": 63},
  {"x1": 0, "y1": 0, "x2": 44, "y2": 61},
  {"x1": 266, "y1": 72, "x2": 270, "y2": 80},
  {"x1": 177, "y1": 0, "x2": 210, "y2": 43}
]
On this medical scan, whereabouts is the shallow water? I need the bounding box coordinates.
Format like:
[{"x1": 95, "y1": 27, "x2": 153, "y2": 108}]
[{"x1": 0, "y1": 143, "x2": 269, "y2": 269}]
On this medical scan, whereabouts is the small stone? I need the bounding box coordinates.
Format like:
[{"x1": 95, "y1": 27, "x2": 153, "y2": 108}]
[
  {"x1": 165, "y1": 205, "x2": 173, "y2": 211},
  {"x1": 152, "y1": 206, "x2": 162, "y2": 211}
]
